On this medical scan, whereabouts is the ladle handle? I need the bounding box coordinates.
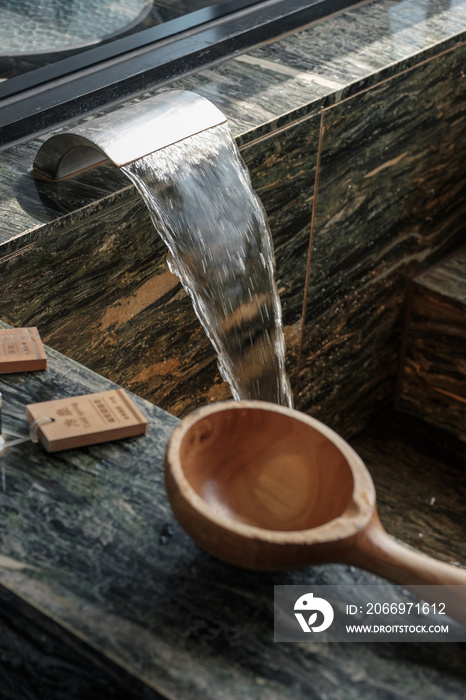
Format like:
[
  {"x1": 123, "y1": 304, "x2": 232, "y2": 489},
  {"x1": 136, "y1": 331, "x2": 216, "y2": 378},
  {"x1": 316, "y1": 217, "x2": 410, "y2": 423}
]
[{"x1": 351, "y1": 512, "x2": 466, "y2": 627}]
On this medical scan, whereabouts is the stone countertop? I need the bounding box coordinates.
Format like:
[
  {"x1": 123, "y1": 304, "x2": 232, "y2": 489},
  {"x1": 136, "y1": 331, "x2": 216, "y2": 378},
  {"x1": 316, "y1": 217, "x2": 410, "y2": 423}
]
[
  {"x1": 415, "y1": 245, "x2": 466, "y2": 306},
  {"x1": 0, "y1": 325, "x2": 465, "y2": 699}
]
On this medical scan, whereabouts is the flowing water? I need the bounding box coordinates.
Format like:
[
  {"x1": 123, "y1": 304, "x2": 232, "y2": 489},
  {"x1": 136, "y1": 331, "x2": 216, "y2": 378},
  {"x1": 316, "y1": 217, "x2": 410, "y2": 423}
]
[{"x1": 122, "y1": 123, "x2": 292, "y2": 406}]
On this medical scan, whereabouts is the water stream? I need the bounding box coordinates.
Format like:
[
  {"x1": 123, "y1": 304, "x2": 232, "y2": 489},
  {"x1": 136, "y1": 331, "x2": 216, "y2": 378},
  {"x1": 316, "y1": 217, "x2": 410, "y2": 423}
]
[{"x1": 122, "y1": 123, "x2": 292, "y2": 406}]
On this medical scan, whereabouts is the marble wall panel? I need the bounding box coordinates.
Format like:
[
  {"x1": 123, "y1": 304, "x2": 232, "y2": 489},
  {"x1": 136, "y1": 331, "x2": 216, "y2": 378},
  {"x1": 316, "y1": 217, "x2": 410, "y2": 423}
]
[
  {"x1": 2, "y1": 21, "x2": 465, "y2": 431},
  {"x1": 0, "y1": 116, "x2": 318, "y2": 416},
  {"x1": 1, "y1": 192, "x2": 224, "y2": 416},
  {"x1": 297, "y1": 40, "x2": 466, "y2": 437}
]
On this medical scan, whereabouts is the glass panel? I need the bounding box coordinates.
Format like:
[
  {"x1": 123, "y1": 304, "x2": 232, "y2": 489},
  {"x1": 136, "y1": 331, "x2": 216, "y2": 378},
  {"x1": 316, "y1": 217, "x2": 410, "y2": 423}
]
[
  {"x1": 0, "y1": 0, "x2": 257, "y2": 80},
  {"x1": 0, "y1": 0, "x2": 362, "y2": 145},
  {"x1": 1, "y1": 0, "x2": 149, "y2": 53}
]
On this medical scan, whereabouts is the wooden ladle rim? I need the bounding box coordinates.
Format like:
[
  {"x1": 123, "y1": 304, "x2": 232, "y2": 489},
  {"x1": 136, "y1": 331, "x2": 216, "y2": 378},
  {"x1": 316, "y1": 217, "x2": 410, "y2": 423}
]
[{"x1": 165, "y1": 400, "x2": 376, "y2": 545}]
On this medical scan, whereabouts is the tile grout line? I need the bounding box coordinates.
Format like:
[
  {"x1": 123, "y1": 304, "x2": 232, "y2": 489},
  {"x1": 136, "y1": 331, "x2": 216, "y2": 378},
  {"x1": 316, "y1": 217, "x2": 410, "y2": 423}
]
[
  {"x1": 295, "y1": 107, "x2": 325, "y2": 397},
  {"x1": 238, "y1": 109, "x2": 320, "y2": 153}
]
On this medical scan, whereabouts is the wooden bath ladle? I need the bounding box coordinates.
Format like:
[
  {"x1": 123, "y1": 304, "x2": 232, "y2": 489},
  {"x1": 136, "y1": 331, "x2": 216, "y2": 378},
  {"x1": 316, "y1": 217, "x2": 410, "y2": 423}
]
[{"x1": 165, "y1": 401, "x2": 466, "y2": 626}]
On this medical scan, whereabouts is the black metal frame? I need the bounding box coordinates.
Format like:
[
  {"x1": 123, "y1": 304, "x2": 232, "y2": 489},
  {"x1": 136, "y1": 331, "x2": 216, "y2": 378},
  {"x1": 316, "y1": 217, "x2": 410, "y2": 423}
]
[{"x1": 0, "y1": 0, "x2": 357, "y2": 148}]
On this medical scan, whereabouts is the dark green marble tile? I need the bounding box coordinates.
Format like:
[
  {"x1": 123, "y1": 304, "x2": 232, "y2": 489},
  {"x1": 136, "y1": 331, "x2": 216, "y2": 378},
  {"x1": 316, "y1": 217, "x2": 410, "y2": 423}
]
[
  {"x1": 297, "y1": 40, "x2": 466, "y2": 437},
  {"x1": 0, "y1": 327, "x2": 465, "y2": 699},
  {"x1": 1, "y1": 0, "x2": 465, "y2": 247},
  {"x1": 397, "y1": 247, "x2": 466, "y2": 437},
  {"x1": 354, "y1": 414, "x2": 466, "y2": 566},
  {"x1": 0, "y1": 585, "x2": 145, "y2": 700}
]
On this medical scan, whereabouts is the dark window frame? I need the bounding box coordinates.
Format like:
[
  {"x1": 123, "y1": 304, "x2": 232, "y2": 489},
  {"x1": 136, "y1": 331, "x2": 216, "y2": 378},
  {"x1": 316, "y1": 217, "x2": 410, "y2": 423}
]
[{"x1": 0, "y1": 0, "x2": 357, "y2": 148}]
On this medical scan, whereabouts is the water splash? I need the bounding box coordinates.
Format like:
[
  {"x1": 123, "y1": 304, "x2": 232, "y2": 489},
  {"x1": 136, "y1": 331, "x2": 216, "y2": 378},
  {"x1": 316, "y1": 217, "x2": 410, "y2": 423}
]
[{"x1": 123, "y1": 123, "x2": 292, "y2": 406}]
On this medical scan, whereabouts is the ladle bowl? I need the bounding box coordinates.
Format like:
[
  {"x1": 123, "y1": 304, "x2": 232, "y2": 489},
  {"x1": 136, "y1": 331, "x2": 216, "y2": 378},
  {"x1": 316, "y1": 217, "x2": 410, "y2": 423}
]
[{"x1": 165, "y1": 401, "x2": 466, "y2": 624}]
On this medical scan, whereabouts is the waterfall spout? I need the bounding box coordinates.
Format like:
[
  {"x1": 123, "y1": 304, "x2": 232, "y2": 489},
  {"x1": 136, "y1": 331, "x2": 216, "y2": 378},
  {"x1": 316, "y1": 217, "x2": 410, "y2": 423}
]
[
  {"x1": 33, "y1": 90, "x2": 227, "y2": 181},
  {"x1": 33, "y1": 90, "x2": 292, "y2": 407}
]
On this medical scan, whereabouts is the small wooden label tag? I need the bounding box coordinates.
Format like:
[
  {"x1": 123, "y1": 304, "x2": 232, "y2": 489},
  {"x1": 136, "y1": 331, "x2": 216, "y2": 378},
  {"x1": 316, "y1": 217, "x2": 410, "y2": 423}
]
[
  {"x1": 0, "y1": 327, "x2": 47, "y2": 373},
  {"x1": 26, "y1": 389, "x2": 147, "y2": 452}
]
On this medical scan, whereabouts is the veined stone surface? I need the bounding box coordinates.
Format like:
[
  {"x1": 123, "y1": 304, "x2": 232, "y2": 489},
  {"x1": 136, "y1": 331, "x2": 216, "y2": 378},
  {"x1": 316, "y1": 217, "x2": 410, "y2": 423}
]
[
  {"x1": 397, "y1": 247, "x2": 466, "y2": 437},
  {"x1": 0, "y1": 322, "x2": 465, "y2": 698},
  {"x1": 0, "y1": 0, "x2": 465, "y2": 430}
]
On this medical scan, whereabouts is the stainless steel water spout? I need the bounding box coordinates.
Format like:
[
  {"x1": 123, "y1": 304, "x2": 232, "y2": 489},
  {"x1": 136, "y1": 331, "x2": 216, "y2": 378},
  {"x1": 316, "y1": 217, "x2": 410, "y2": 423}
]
[{"x1": 32, "y1": 90, "x2": 227, "y2": 181}]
